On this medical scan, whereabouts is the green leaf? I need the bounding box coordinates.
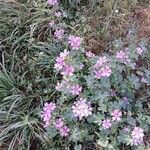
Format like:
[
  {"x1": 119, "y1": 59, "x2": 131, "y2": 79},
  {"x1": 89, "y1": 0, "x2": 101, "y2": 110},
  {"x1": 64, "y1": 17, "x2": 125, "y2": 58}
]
[
  {"x1": 46, "y1": 127, "x2": 57, "y2": 138},
  {"x1": 87, "y1": 115, "x2": 95, "y2": 123},
  {"x1": 128, "y1": 74, "x2": 141, "y2": 89},
  {"x1": 97, "y1": 139, "x2": 108, "y2": 148},
  {"x1": 74, "y1": 144, "x2": 82, "y2": 150},
  {"x1": 117, "y1": 134, "x2": 130, "y2": 144},
  {"x1": 127, "y1": 117, "x2": 136, "y2": 126},
  {"x1": 70, "y1": 127, "x2": 81, "y2": 142},
  {"x1": 93, "y1": 113, "x2": 104, "y2": 124},
  {"x1": 100, "y1": 77, "x2": 111, "y2": 89}
]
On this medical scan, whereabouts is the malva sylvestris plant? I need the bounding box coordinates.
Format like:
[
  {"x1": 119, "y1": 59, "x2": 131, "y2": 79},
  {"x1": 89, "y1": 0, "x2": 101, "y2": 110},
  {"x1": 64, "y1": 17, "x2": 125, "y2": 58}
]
[
  {"x1": 72, "y1": 98, "x2": 93, "y2": 120},
  {"x1": 39, "y1": 0, "x2": 149, "y2": 149},
  {"x1": 41, "y1": 102, "x2": 56, "y2": 128},
  {"x1": 1, "y1": 0, "x2": 149, "y2": 149},
  {"x1": 131, "y1": 127, "x2": 144, "y2": 146},
  {"x1": 101, "y1": 119, "x2": 112, "y2": 129},
  {"x1": 48, "y1": 0, "x2": 59, "y2": 6}
]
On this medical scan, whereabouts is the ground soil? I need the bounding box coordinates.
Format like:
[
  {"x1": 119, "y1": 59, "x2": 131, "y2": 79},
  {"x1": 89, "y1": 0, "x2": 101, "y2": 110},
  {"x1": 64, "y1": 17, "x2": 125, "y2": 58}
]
[{"x1": 85, "y1": 6, "x2": 150, "y2": 55}]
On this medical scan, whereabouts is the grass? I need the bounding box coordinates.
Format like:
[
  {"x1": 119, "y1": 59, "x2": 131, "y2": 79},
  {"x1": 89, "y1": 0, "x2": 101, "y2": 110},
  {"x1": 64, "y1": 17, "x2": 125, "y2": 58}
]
[
  {"x1": 82, "y1": 0, "x2": 150, "y2": 54},
  {"x1": 0, "y1": 1, "x2": 59, "y2": 149},
  {"x1": 0, "y1": 0, "x2": 150, "y2": 149}
]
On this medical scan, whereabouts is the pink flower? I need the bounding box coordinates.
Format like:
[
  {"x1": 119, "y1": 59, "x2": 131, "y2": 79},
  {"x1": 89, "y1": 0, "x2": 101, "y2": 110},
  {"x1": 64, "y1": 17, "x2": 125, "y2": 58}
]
[
  {"x1": 93, "y1": 56, "x2": 111, "y2": 79},
  {"x1": 116, "y1": 51, "x2": 126, "y2": 59},
  {"x1": 94, "y1": 70, "x2": 102, "y2": 79},
  {"x1": 94, "y1": 56, "x2": 107, "y2": 68},
  {"x1": 111, "y1": 109, "x2": 122, "y2": 122},
  {"x1": 79, "y1": 64, "x2": 84, "y2": 70},
  {"x1": 111, "y1": 90, "x2": 116, "y2": 96},
  {"x1": 72, "y1": 98, "x2": 93, "y2": 120},
  {"x1": 68, "y1": 35, "x2": 82, "y2": 50},
  {"x1": 102, "y1": 119, "x2": 111, "y2": 129},
  {"x1": 141, "y1": 77, "x2": 148, "y2": 83},
  {"x1": 85, "y1": 51, "x2": 95, "y2": 58},
  {"x1": 123, "y1": 126, "x2": 130, "y2": 132},
  {"x1": 55, "y1": 80, "x2": 70, "y2": 91},
  {"x1": 54, "y1": 118, "x2": 64, "y2": 129},
  {"x1": 61, "y1": 65, "x2": 75, "y2": 76},
  {"x1": 55, "y1": 11, "x2": 62, "y2": 17},
  {"x1": 123, "y1": 97, "x2": 129, "y2": 104},
  {"x1": 54, "y1": 118, "x2": 70, "y2": 137},
  {"x1": 131, "y1": 127, "x2": 144, "y2": 145},
  {"x1": 136, "y1": 47, "x2": 144, "y2": 55},
  {"x1": 55, "y1": 82, "x2": 63, "y2": 91},
  {"x1": 100, "y1": 66, "x2": 112, "y2": 77},
  {"x1": 54, "y1": 29, "x2": 64, "y2": 40},
  {"x1": 54, "y1": 50, "x2": 69, "y2": 70},
  {"x1": 60, "y1": 49, "x2": 69, "y2": 58},
  {"x1": 94, "y1": 66, "x2": 112, "y2": 79},
  {"x1": 54, "y1": 56, "x2": 65, "y2": 70},
  {"x1": 59, "y1": 125, "x2": 70, "y2": 137},
  {"x1": 48, "y1": 0, "x2": 58, "y2": 6},
  {"x1": 70, "y1": 84, "x2": 82, "y2": 95},
  {"x1": 116, "y1": 50, "x2": 130, "y2": 64},
  {"x1": 41, "y1": 102, "x2": 56, "y2": 128},
  {"x1": 49, "y1": 20, "x2": 55, "y2": 27}
]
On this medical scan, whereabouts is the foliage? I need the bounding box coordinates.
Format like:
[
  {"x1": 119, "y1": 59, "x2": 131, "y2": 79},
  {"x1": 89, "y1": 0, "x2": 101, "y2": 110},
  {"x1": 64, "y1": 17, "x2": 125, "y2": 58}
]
[{"x1": 0, "y1": 0, "x2": 150, "y2": 150}]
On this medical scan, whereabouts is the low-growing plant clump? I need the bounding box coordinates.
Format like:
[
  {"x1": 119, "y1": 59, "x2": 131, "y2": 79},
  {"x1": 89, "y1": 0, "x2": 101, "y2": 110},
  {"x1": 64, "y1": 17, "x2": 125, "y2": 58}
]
[{"x1": 0, "y1": 0, "x2": 150, "y2": 150}]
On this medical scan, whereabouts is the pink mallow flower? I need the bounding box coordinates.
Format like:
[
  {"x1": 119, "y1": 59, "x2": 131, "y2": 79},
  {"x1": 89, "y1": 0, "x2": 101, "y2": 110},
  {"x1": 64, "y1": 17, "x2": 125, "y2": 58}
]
[
  {"x1": 111, "y1": 109, "x2": 122, "y2": 122},
  {"x1": 54, "y1": 118, "x2": 70, "y2": 137},
  {"x1": 68, "y1": 35, "x2": 82, "y2": 50},
  {"x1": 100, "y1": 66, "x2": 112, "y2": 77},
  {"x1": 54, "y1": 118, "x2": 64, "y2": 129},
  {"x1": 116, "y1": 50, "x2": 130, "y2": 64},
  {"x1": 48, "y1": 0, "x2": 58, "y2": 6},
  {"x1": 111, "y1": 90, "x2": 116, "y2": 96},
  {"x1": 54, "y1": 29, "x2": 64, "y2": 40},
  {"x1": 55, "y1": 82, "x2": 63, "y2": 91},
  {"x1": 60, "y1": 49, "x2": 69, "y2": 58},
  {"x1": 85, "y1": 51, "x2": 95, "y2": 58},
  {"x1": 123, "y1": 97, "x2": 129, "y2": 104},
  {"x1": 94, "y1": 70, "x2": 102, "y2": 79},
  {"x1": 136, "y1": 47, "x2": 144, "y2": 55},
  {"x1": 59, "y1": 125, "x2": 70, "y2": 137},
  {"x1": 70, "y1": 84, "x2": 82, "y2": 95},
  {"x1": 79, "y1": 64, "x2": 84, "y2": 70},
  {"x1": 54, "y1": 50, "x2": 69, "y2": 70},
  {"x1": 54, "y1": 56, "x2": 65, "y2": 70},
  {"x1": 123, "y1": 126, "x2": 130, "y2": 132},
  {"x1": 141, "y1": 77, "x2": 148, "y2": 84},
  {"x1": 93, "y1": 56, "x2": 111, "y2": 79},
  {"x1": 41, "y1": 102, "x2": 56, "y2": 128},
  {"x1": 49, "y1": 20, "x2": 55, "y2": 27},
  {"x1": 102, "y1": 119, "x2": 112, "y2": 129},
  {"x1": 131, "y1": 127, "x2": 144, "y2": 146},
  {"x1": 61, "y1": 65, "x2": 75, "y2": 76},
  {"x1": 55, "y1": 11, "x2": 62, "y2": 17},
  {"x1": 72, "y1": 98, "x2": 93, "y2": 120},
  {"x1": 55, "y1": 80, "x2": 70, "y2": 91},
  {"x1": 94, "y1": 66, "x2": 112, "y2": 79},
  {"x1": 94, "y1": 56, "x2": 107, "y2": 68}
]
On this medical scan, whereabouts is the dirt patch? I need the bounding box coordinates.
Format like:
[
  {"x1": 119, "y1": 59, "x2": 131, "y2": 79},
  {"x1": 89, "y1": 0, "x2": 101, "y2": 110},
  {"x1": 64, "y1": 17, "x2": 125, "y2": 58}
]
[
  {"x1": 133, "y1": 7, "x2": 150, "y2": 42},
  {"x1": 85, "y1": 35, "x2": 107, "y2": 55},
  {"x1": 85, "y1": 10, "x2": 130, "y2": 55},
  {"x1": 85, "y1": 6, "x2": 150, "y2": 55}
]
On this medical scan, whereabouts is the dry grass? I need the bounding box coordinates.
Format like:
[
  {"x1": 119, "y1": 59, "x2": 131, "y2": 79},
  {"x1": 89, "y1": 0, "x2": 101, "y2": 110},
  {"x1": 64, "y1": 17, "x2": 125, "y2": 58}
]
[
  {"x1": 134, "y1": 7, "x2": 150, "y2": 42},
  {"x1": 84, "y1": 0, "x2": 150, "y2": 54}
]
